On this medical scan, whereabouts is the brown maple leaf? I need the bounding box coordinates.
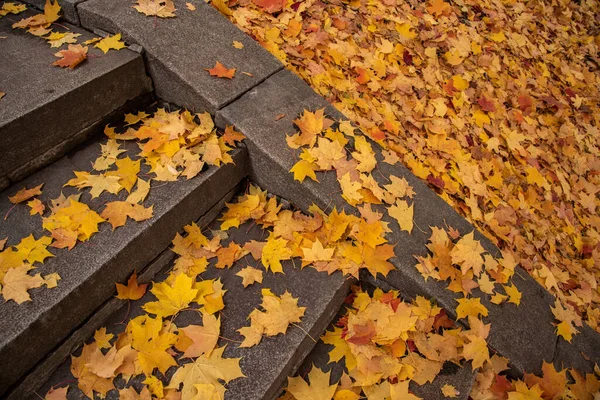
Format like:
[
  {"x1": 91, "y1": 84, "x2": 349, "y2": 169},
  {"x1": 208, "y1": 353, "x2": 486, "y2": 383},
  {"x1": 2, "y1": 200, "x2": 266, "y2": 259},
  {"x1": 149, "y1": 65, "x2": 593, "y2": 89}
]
[
  {"x1": 133, "y1": 0, "x2": 176, "y2": 17},
  {"x1": 53, "y1": 44, "x2": 88, "y2": 69},
  {"x1": 205, "y1": 61, "x2": 236, "y2": 79}
]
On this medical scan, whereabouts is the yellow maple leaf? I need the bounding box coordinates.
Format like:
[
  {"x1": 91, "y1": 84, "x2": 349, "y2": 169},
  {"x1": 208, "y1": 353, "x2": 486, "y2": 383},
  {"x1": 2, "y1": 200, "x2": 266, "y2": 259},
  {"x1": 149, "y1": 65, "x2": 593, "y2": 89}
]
[
  {"x1": 101, "y1": 201, "x2": 153, "y2": 229},
  {"x1": 455, "y1": 297, "x2": 488, "y2": 320},
  {"x1": 93, "y1": 327, "x2": 114, "y2": 349},
  {"x1": 8, "y1": 183, "x2": 43, "y2": 204},
  {"x1": 261, "y1": 236, "x2": 292, "y2": 273},
  {"x1": 143, "y1": 273, "x2": 199, "y2": 317},
  {"x1": 238, "y1": 291, "x2": 306, "y2": 347},
  {"x1": 388, "y1": 199, "x2": 414, "y2": 234},
  {"x1": 128, "y1": 315, "x2": 177, "y2": 374},
  {"x1": 462, "y1": 334, "x2": 489, "y2": 370},
  {"x1": 235, "y1": 266, "x2": 263, "y2": 287},
  {"x1": 450, "y1": 232, "x2": 485, "y2": 276},
  {"x1": 290, "y1": 160, "x2": 319, "y2": 183},
  {"x1": 288, "y1": 365, "x2": 338, "y2": 400},
  {"x1": 95, "y1": 33, "x2": 126, "y2": 53},
  {"x1": 43, "y1": 199, "x2": 105, "y2": 242},
  {"x1": 167, "y1": 346, "x2": 244, "y2": 399},
  {"x1": 503, "y1": 283, "x2": 522, "y2": 306},
  {"x1": 302, "y1": 239, "x2": 334, "y2": 263},
  {"x1": 133, "y1": 0, "x2": 176, "y2": 17},
  {"x1": 1, "y1": 265, "x2": 44, "y2": 304},
  {"x1": 507, "y1": 381, "x2": 544, "y2": 400}
]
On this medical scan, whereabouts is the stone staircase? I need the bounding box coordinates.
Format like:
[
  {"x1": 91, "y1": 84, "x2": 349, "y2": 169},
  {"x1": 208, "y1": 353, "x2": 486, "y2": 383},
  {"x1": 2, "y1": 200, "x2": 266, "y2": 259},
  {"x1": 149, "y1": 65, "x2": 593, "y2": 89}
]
[{"x1": 1, "y1": 0, "x2": 599, "y2": 399}]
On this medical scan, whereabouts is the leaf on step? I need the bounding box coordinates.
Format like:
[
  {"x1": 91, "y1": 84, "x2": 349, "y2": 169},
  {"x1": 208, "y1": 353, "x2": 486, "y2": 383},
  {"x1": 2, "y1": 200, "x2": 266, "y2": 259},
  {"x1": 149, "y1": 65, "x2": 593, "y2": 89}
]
[
  {"x1": 45, "y1": 31, "x2": 81, "y2": 48},
  {"x1": 44, "y1": 386, "x2": 68, "y2": 400},
  {"x1": 133, "y1": 0, "x2": 176, "y2": 17},
  {"x1": 179, "y1": 312, "x2": 220, "y2": 358},
  {"x1": 8, "y1": 183, "x2": 43, "y2": 204},
  {"x1": 52, "y1": 44, "x2": 88, "y2": 69},
  {"x1": 94, "y1": 33, "x2": 126, "y2": 54},
  {"x1": 238, "y1": 290, "x2": 305, "y2": 347},
  {"x1": 287, "y1": 365, "x2": 338, "y2": 400},
  {"x1": 205, "y1": 61, "x2": 236, "y2": 79},
  {"x1": 1, "y1": 265, "x2": 44, "y2": 304},
  {"x1": 167, "y1": 346, "x2": 244, "y2": 399},
  {"x1": 27, "y1": 198, "x2": 45, "y2": 215},
  {"x1": 236, "y1": 266, "x2": 263, "y2": 287},
  {"x1": 116, "y1": 271, "x2": 148, "y2": 300}
]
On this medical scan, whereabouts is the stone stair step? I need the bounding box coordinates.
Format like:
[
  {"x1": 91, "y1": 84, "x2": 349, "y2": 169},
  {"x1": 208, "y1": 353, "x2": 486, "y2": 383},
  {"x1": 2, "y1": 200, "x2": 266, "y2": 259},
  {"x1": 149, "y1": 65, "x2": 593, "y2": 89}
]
[
  {"x1": 0, "y1": 117, "x2": 247, "y2": 394},
  {"x1": 215, "y1": 69, "x2": 600, "y2": 376},
  {"x1": 77, "y1": 0, "x2": 283, "y2": 115},
  {"x1": 6, "y1": 182, "x2": 242, "y2": 400},
  {"x1": 0, "y1": 5, "x2": 152, "y2": 189},
  {"x1": 36, "y1": 187, "x2": 352, "y2": 400},
  {"x1": 21, "y1": 0, "x2": 82, "y2": 25}
]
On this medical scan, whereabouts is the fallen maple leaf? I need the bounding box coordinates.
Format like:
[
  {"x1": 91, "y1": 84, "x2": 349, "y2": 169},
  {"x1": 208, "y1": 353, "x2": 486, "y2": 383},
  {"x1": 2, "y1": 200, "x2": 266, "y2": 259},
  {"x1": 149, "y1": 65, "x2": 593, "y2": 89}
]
[
  {"x1": 236, "y1": 266, "x2": 263, "y2": 287},
  {"x1": 252, "y1": 0, "x2": 286, "y2": 13},
  {"x1": 101, "y1": 201, "x2": 153, "y2": 230},
  {"x1": 44, "y1": 386, "x2": 68, "y2": 400},
  {"x1": 116, "y1": 271, "x2": 148, "y2": 300},
  {"x1": 205, "y1": 61, "x2": 236, "y2": 79},
  {"x1": 53, "y1": 44, "x2": 88, "y2": 69},
  {"x1": 287, "y1": 365, "x2": 338, "y2": 400},
  {"x1": 441, "y1": 383, "x2": 459, "y2": 398},
  {"x1": 1, "y1": 265, "x2": 45, "y2": 304},
  {"x1": 167, "y1": 346, "x2": 244, "y2": 399},
  {"x1": 27, "y1": 198, "x2": 45, "y2": 215},
  {"x1": 45, "y1": 31, "x2": 81, "y2": 48},
  {"x1": 8, "y1": 183, "x2": 43, "y2": 204},
  {"x1": 179, "y1": 313, "x2": 220, "y2": 358},
  {"x1": 143, "y1": 273, "x2": 198, "y2": 317},
  {"x1": 238, "y1": 290, "x2": 306, "y2": 347},
  {"x1": 94, "y1": 33, "x2": 126, "y2": 54},
  {"x1": 133, "y1": 0, "x2": 176, "y2": 17}
]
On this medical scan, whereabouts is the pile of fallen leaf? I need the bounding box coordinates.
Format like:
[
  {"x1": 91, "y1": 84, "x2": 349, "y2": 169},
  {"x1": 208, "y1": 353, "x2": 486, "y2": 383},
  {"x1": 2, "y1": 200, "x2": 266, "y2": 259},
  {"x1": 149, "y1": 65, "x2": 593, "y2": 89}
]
[
  {"x1": 6, "y1": 0, "x2": 126, "y2": 69},
  {"x1": 216, "y1": 0, "x2": 600, "y2": 334},
  {"x1": 0, "y1": 109, "x2": 243, "y2": 303},
  {"x1": 282, "y1": 286, "x2": 600, "y2": 400},
  {"x1": 49, "y1": 187, "x2": 600, "y2": 399}
]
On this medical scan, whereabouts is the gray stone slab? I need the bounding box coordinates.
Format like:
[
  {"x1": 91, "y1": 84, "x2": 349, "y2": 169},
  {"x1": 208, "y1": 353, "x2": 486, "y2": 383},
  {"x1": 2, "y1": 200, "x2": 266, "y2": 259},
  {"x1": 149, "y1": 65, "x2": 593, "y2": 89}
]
[
  {"x1": 553, "y1": 323, "x2": 600, "y2": 374},
  {"x1": 0, "y1": 137, "x2": 247, "y2": 394},
  {"x1": 38, "y1": 216, "x2": 353, "y2": 400},
  {"x1": 0, "y1": 8, "x2": 152, "y2": 184},
  {"x1": 5, "y1": 182, "x2": 242, "y2": 400},
  {"x1": 21, "y1": 0, "x2": 83, "y2": 25},
  {"x1": 215, "y1": 69, "x2": 560, "y2": 375},
  {"x1": 77, "y1": 0, "x2": 283, "y2": 115}
]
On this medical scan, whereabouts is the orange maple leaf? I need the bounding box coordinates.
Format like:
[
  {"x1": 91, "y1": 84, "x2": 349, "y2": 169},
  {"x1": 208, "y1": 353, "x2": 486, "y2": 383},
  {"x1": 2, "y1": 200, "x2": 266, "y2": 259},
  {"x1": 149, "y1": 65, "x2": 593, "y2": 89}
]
[
  {"x1": 252, "y1": 0, "x2": 286, "y2": 13},
  {"x1": 8, "y1": 183, "x2": 43, "y2": 204},
  {"x1": 53, "y1": 44, "x2": 88, "y2": 69},
  {"x1": 205, "y1": 61, "x2": 236, "y2": 79},
  {"x1": 116, "y1": 271, "x2": 148, "y2": 301}
]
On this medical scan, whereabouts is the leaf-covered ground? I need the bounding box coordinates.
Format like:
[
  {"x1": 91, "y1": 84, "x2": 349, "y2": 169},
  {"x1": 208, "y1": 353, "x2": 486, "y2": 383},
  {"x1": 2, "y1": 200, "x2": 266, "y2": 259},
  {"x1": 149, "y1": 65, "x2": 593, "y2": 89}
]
[{"x1": 216, "y1": 0, "x2": 600, "y2": 334}]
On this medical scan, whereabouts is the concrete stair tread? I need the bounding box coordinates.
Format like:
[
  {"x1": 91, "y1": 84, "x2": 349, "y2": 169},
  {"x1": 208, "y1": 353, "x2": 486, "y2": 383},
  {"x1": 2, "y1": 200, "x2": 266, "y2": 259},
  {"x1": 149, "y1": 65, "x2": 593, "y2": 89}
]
[
  {"x1": 77, "y1": 0, "x2": 283, "y2": 115},
  {"x1": 215, "y1": 69, "x2": 600, "y2": 376},
  {"x1": 37, "y1": 194, "x2": 352, "y2": 399},
  {"x1": 0, "y1": 4, "x2": 152, "y2": 186},
  {"x1": 0, "y1": 113, "x2": 247, "y2": 394}
]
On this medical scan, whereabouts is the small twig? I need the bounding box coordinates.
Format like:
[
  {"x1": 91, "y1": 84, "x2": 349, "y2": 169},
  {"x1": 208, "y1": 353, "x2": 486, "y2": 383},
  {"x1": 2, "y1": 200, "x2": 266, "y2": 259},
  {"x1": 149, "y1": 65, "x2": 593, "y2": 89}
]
[
  {"x1": 290, "y1": 322, "x2": 317, "y2": 343},
  {"x1": 3, "y1": 203, "x2": 17, "y2": 220}
]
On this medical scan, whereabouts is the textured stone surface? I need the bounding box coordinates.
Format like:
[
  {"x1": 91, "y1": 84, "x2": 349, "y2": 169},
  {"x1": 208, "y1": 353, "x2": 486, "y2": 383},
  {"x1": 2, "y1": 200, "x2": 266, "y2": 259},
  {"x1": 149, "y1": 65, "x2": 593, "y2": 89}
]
[
  {"x1": 553, "y1": 323, "x2": 600, "y2": 374},
  {"x1": 21, "y1": 0, "x2": 83, "y2": 24},
  {"x1": 0, "y1": 8, "x2": 152, "y2": 184},
  {"x1": 38, "y1": 212, "x2": 353, "y2": 400},
  {"x1": 0, "y1": 138, "x2": 247, "y2": 394},
  {"x1": 77, "y1": 0, "x2": 282, "y2": 115},
  {"x1": 216, "y1": 69, "x2": 560, "y2": 375},
  {"x1": 5, "y1": 183, "x2": 242, "y2": 400}
]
